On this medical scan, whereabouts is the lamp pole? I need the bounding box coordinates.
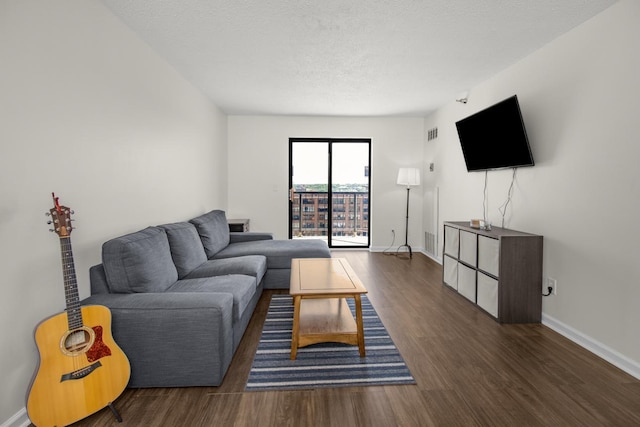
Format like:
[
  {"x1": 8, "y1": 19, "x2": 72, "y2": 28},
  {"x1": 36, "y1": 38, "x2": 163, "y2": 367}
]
[
  {"x1": 398, "y1": 186, "x2": 413, "y2": 258},
  {"x1": 396, "y1": 167, "x2": 420, "y2": 259}
]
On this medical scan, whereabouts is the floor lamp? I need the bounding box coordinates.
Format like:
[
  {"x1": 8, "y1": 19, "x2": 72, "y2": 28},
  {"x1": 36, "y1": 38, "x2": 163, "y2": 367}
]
[{"x1": 397, "y1": 167, "x2": 421, "y2": 258}]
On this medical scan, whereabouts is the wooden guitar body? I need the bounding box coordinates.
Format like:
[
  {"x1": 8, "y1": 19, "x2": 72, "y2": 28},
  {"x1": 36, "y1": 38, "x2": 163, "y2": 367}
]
[{"x1": 27, "y1": 305, "x2": 130, "y2": 426}]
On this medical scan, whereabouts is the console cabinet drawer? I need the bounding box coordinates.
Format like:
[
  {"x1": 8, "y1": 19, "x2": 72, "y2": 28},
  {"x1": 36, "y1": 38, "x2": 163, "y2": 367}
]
[
  {"x1": 478, "y1": 235, "x2": 499, "y2": 277},
  {"x1": 477, "y1": 272, "x2": 498, "y2": 318},
  {"x1": 443, "y1": 255, "x2": 458, "y2": 290},
  {"x1": 459, "y1": 230, "x2": 477, "y2": 267},
  {"x1": 457, "y1": 263, "x2": 476, "y2": 303},
  {"x1": 444, "y1": 226, "x2": 459, "y2": 257}
]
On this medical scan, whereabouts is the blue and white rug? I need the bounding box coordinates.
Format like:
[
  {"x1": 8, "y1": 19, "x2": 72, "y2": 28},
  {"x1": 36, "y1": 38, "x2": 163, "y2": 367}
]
[{"x1": 245, "y1": 294, "x2": 416, "y2": 391}]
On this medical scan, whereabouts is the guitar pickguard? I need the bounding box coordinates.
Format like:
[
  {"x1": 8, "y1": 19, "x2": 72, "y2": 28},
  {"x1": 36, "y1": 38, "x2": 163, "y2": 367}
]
[{"x1": 86, "y1": 326, "x2": 112, "y2": 362}]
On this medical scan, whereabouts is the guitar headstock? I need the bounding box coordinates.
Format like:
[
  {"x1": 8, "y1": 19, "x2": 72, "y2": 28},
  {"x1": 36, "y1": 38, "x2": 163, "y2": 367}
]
[{"x1": 48, "y1": 193, "x2": 74, "y2": 237}]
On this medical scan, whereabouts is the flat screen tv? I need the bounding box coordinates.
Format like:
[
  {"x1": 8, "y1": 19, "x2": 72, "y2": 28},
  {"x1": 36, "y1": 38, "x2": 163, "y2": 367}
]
[{"x1": 455, "y1": 95, "x2": 534, "y2": 172}]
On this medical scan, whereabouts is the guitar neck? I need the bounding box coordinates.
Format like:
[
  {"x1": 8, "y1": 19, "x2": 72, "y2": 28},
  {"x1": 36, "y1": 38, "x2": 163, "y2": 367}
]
[{"x1": 59, "y1": 236, "x2": 82, "y2": 330}]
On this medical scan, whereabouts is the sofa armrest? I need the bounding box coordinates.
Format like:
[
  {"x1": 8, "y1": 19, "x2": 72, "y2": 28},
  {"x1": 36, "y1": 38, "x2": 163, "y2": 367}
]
[
  {"x1": 81, "y1": 292, "x2": 234, "y2": 387},
  {"x1": 229, "y1": 232, "x2": 274, "y2": 243}
]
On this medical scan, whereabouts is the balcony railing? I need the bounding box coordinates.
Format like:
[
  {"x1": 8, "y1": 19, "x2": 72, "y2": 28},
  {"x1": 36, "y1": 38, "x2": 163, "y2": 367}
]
[{"x1": 291, "y1": 191, "x2": 369, "y2": 245}]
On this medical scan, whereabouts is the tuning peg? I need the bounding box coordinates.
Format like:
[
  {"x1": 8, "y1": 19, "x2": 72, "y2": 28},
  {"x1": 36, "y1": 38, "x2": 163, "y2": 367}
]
[
  {"x1": 45, "y1": 212, "x2": 51, "y2": 216},
  {"x1": 47, "y1": 220, "x2": 52, "y2": 225},
  {"x1": 49, "y1": 229, "x2": 55, "y2": 232}
]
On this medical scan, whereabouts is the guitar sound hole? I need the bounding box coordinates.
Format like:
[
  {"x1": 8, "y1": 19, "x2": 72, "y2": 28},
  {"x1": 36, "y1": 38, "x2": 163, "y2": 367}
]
[{"x1": 61, "y1": 327, "x2": 95, "y2": 356}]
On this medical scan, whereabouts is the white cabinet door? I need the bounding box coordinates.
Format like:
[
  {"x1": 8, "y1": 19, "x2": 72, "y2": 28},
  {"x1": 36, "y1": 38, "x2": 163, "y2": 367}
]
[
  {"x1": 478, "y1": 235, "x2": 500, "y2": 277},
  {"x1": 444, "y1": 226, "x2": 459, "y2": 257},
  {"x1": 459, "y1": 230, "x2": 477, "y2": 267},
  {"x1": 458, "y1": 263, "x2": 476, "y2": 303},
  {"x1": 443, "y1": 255, "x2": 458, "y2": 290},
  {"x1": 477, "y1": 272, "x2": 498, "y2": 318}
]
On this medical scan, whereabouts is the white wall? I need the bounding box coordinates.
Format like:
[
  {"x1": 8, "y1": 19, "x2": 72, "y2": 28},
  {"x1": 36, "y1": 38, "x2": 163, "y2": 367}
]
[
  {"x1": 425, "y1": 0, "x2": 640, "y2": 375},
  {"x1": 227, "y1": 116, "x2": 424, "y2": 250},
  {"x1": 0, "y1": 0, "x2": 227, "y2": 423}
]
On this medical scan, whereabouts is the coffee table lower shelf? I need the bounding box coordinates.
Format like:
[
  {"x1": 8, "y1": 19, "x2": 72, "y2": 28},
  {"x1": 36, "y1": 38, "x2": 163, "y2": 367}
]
[{"x1": 290, "y1": 296, "x2": 365, "y2": 360}]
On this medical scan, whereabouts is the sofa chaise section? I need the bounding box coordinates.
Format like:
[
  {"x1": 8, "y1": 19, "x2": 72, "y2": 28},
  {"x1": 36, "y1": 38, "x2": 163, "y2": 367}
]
[{"x1": 190, "y1": 210, "x2": 331, "y2": 289}]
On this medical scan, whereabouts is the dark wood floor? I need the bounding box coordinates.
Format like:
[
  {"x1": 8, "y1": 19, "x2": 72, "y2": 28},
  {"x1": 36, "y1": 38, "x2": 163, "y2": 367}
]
[{"x1": 70, "y1": 251, "x2": 640, "y2": 426}]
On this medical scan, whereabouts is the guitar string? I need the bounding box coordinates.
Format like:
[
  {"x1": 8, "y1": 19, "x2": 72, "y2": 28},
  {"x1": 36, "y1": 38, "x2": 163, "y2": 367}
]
[
  {"x1": 60, "y1": 233, "x2": 84, "y2": 371},
  {"x1": 60, "y1": 237, "x2": 81, "y2": 328}
]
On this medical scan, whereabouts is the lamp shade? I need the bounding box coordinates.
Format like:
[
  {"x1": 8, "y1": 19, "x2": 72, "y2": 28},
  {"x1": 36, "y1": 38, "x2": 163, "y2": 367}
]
[{"x1": 397, "y1": 167, "x2": 421, "y2": 187}]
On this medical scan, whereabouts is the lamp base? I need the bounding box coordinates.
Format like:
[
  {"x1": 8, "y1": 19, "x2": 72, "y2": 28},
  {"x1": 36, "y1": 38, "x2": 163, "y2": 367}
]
[{"x1": 396, "y1": 244, "x2": 413, "y2": 259}]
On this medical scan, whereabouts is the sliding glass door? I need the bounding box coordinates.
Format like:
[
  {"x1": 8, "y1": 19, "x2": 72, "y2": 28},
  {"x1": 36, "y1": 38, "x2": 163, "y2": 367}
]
[{"x1": 289, "y1": 138, "x2": 371, "y2": 248}]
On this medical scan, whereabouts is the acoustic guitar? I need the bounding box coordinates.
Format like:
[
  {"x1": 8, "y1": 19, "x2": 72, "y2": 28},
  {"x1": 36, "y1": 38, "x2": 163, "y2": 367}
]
[{"x1": 26, "y1": 194, "x2": 130, "y2": 427}]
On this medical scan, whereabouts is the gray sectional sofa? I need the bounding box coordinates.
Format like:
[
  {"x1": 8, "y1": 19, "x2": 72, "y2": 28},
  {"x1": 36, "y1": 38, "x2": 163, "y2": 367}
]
[{"x1": 80, "y1": 210, "x2": 330, "y2": 387}]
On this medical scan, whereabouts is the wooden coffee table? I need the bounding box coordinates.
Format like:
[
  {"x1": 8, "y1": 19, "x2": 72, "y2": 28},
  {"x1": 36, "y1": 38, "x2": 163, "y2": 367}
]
[{"x1": 289, "y1": 258, "x2": 368, "y2": 360}]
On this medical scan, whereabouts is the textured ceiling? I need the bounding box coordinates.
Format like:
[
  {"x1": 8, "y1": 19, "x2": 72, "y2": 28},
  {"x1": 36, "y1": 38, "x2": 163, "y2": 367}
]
[{"x1": 99, "y1": 0, "x2": 617, "y2": 116}]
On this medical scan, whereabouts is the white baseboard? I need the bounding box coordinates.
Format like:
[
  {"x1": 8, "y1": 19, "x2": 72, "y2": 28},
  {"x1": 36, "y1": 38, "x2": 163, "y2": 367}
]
[
  {"x1": 542, "y1": 313, "x2": 640, "y2": 380},
  {"x1": 1, "y1": 408, "x2": 30, "y2": 427},
  {"x1": 370, "y1": 246, "x2": 439, "y2": 259},
  {"x1": 418, "y1": 249, "x2": 442, "y2": 264},
  {"x1": 368, "y1": 245, "x2": 398, "y2": 253},
  {"x1": 369, "y1": 246, "x2": 442, "y2": 263}
]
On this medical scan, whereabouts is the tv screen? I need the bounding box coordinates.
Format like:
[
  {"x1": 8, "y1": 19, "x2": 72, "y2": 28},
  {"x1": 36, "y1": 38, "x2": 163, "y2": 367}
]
[{"x1": 455, "y1": 95, "x2": 534, "y2": 172}]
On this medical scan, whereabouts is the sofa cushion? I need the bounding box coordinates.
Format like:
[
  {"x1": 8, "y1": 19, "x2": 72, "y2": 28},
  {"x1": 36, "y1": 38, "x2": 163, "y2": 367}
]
[
  {"x1": 190, "y1": 210, "x2": 230, "y2": 258},
  {"x1": 159, "y1": 222, "x2": 208, "y2": 278},
  {"x1": 213, "y1": 239, "x2": 331, "y2": 269},
  {"x1": 168, "y1": 275, "x2": 256, "y2": 322},
  {"x1": 184, "y1": 255, "x2": 267, "y2": 286},
  {"x1": 102, "y1": 227, "x2": 178, "y2": 293}
]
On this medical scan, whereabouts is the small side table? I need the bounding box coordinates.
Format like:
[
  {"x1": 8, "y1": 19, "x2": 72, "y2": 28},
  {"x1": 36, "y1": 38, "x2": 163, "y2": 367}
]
[{"x1": 228, "y1": 218, "x2": 249, "y2": 232}]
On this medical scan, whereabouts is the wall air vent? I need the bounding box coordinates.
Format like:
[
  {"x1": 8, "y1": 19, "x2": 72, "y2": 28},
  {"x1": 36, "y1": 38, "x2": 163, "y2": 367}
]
[
  {"x1": 427, "y1": 127, "x2": 438, "y2": 141},
  {"x1": 425, "y1": 231, "x2": 437, "y2": 256}
]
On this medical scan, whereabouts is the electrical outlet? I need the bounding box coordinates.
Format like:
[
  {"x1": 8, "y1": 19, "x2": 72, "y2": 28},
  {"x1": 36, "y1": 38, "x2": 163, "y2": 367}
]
[
  {"x1": 542, "y1": 277, "x2": 558, "y2": 296},
  {"x1": 543, "y1": 277, "x2": 557, "y2": 295}
]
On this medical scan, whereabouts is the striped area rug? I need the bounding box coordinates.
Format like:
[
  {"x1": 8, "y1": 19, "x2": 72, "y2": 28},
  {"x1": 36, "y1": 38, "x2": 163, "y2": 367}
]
[{"x1": 245, "y1": 294, "x2": 416, "y2": 391}]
